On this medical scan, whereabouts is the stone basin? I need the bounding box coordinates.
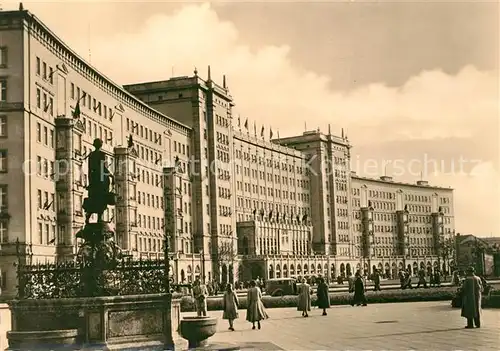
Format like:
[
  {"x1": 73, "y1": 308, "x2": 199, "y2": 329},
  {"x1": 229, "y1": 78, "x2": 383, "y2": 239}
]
[{"x1": 179, "y1": 316, "x2": 217, "y2": 349}]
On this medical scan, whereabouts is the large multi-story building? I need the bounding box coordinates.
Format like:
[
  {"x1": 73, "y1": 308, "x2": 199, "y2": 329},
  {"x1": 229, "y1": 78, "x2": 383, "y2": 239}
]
[{"x1": 0, "y1": 8, "x2": 455, "y2": 297}]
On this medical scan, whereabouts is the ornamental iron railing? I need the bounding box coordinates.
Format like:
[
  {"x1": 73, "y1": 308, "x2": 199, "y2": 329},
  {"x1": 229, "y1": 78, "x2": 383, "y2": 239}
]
[{"x1": 16, "y1": 258, "x2": 176, "y2": 299}]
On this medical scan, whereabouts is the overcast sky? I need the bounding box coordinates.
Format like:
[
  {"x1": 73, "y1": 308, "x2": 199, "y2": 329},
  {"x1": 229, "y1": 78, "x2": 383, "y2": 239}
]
[{"x1": 5, "y1": 1, "x2": 499, "y2": 236}]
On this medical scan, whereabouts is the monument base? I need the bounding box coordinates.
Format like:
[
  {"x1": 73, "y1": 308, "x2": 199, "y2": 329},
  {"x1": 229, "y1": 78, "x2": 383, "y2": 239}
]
[{"x1": 8, "y1": 294, "x2": 182, "y2": 351}]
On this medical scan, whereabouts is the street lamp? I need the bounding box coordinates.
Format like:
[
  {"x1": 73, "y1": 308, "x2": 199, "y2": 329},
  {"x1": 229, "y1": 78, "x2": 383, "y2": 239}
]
[
  {"x1": 360, "y1": 203, "x2": 374, "y2": 275},
  {"x1": 162, "y1": 167, "x2": 174, "y2": 350}
]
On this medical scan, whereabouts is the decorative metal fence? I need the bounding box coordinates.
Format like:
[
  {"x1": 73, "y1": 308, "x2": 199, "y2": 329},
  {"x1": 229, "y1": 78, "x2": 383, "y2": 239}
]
[{"x1": 17, "y1": 259, "x2": 175, "y2": 299}]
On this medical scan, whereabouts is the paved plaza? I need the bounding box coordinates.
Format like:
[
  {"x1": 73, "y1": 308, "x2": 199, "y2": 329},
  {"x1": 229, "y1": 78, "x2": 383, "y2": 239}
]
[{"x1": 184, "y1": 302, "x2": 500, "y2": 350}]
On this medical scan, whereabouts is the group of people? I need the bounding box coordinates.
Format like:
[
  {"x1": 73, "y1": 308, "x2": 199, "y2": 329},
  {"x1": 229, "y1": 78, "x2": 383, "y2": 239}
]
[
  {"x1": 397, "y1": 269, "x2": 442, "y2": 289},
  {"x1": 193, "y1": 278, "x2": 269, "y2": 331},
  {"x1": 192, "y1": 266, "x2": 484, "y2": 331},
  {"x1": 296, "y1": 277, "x2": 330, "y2": 317}
]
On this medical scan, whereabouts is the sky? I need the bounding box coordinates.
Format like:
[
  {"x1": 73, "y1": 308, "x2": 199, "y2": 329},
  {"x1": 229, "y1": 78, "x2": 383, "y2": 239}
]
[{"x1": 4, "y1": 0, "x2": 499, "y2": 236}]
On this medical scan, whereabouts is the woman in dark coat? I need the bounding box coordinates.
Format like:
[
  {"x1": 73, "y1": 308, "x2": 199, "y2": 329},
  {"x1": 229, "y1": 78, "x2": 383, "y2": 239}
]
[
  {"x1": 351, "y1": 271, "x2": 368, "y2": 307},
  {"x1": 246, "y1": 280, "x2": 268, "y2": 330},
  {"x1": 316, "y1": 277, "x2": 330, "y2": 316}
]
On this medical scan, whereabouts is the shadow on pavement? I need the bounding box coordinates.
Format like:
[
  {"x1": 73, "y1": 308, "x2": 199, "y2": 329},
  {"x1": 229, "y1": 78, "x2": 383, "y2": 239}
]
[{"x1": 353, "y1": 327, "x2": 466, "y2": 339}]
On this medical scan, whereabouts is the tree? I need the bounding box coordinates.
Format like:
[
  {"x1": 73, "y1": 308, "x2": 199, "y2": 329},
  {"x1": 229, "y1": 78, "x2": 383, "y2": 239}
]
[{"x1": 438, "y1": 235, "x2": 456, "y2": 272}]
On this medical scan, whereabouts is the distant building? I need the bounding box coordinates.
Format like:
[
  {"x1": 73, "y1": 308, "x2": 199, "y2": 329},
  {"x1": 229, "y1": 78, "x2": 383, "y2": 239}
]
[
  {"x1": 0, "y1": 8, "x2": 456, "y2": 297},
  {"x1": 456, "y1": 234, "x2": 500, "y2": 276}
]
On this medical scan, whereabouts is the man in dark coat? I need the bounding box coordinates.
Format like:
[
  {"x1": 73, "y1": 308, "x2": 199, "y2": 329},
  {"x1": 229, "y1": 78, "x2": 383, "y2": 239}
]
[
  {"x1": 351, "y1": 270, "x2": 367, "y2": 307},
  {"x1": 316, "y1": 277, "x2": 330, "y2": 316},
  {"x1": 373, "y1": 270, "x2": 381, "y2": 291},
  {"x1": 461, "y1": 267, "x2": 483, "y2": 328}
]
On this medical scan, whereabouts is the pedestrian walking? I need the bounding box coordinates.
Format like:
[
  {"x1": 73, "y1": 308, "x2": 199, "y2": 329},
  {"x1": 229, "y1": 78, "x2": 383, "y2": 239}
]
[
  {"x1": 316, "y1": 277, "x2": 330, "y2": 316},
  {"x1": 222, "y1": 283, "x2": 239, "y2": 331},
  {"x1": 348, "y1": 273, "x2": 355, "y2": 293},
  {"x1": 416, "y1": 269, "x2": 428, "y2": 288},
  {"x1": 434, "y1": 271, "x2": 441, "y2": 287},
  {"x1": 246, "y1": 280, "x2": 268, "y2": 330},
  {"x1": 192, "y1": 277, "x2": 208, "y2": 317},
  {"x1": 351, "y1": 270, "x2": 368, "y2": 307},
  {"x1": 461, "y1": 266, "x2": 483, "y2": 329},
  {"x1": 297, "y1": 277, "x2": 311, "y2": 317},
  {"x1": 373, "y1": 270, "x2": 381, "y2": 291}
]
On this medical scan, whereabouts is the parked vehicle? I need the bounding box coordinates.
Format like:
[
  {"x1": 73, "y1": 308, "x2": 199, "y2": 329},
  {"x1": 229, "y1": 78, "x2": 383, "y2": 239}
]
[{"x1": 265, "y1": 278, "x2": 298, "y2": 297}]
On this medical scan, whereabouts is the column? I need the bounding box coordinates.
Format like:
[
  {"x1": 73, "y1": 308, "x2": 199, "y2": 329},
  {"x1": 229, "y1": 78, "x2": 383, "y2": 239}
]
[
  {"x1": 55, "y1": 117, "x2": 84, "y2": 261},
  {"x1": 114, "y1": 146, "x2": 138, "y2": 252}
]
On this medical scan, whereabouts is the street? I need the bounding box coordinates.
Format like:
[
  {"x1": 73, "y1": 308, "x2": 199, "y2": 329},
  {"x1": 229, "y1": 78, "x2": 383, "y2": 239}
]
[{"x1": 182, "y1": 301, "x2": 500, "y2": 350}]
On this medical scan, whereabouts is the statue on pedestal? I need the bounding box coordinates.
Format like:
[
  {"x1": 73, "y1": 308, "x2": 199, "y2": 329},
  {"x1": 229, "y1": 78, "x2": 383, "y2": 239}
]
[
  {"x1": 76, "y1": 139, "x2": 120, "y2": 296},
  {"x1": 82, "y1": 138, "x2": 116, "y2": 225}
]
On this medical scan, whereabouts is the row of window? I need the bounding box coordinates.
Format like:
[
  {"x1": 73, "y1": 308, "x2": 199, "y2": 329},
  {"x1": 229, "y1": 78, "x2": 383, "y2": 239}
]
[
  {"x1": 236, "y1": 182, "x2": 310, "y2": 203},
  {"x1": 36, "y1": 122, "x2": 55, "y2": 148},
  {"x1": 236, "y1": 165, "x2": 310, "y2": 189},
  {"x1": 71, "y1": 82, "x2": 114, "y2": 122},
  {"x1": 35, "y1": 87, "x2": 54, "y2": 116},
  {"x1": 216, "y1": 131, "x2": 229, "y2": 145},
  {"x1": 216, "y1": 150, "x2": 230, "y2": 163},
  {"x1": 36, "y1": 189, "x2": 55, "y2": 211},
  {"x1": 234, "y1": 149, "x2": 306, "y2": 173},
  {"x1": 236, "y1": 200, "x2": 309, "y2": 219},
  {"x1": 78, "y1": 117, "x2": 114, "y2": 149},
  {"x1": 37, "y1": 220, "x2": 56, "y2": 245},
  {"x1": 36, "y1": 156, "x2": 55, "y2": 180},
  {"x1": 215, "y1": 114, "x2": 230, "y2": 128},
  {"x1": 35, "y1": 57, "x2": 55, "y2": 85}
]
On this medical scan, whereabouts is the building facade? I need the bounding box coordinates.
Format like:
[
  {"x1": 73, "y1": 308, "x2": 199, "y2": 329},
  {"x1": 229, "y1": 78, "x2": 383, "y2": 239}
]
[{"x1": 0, "y1": 9, "x2": 456, "y2": 296}]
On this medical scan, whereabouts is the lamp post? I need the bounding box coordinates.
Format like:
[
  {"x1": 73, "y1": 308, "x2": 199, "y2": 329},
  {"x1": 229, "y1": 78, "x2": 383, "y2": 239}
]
[
  {"x1": 361, "y1": 203, "x2": 374, "y2": 275},
  {"x1": 401, "y1": 208, "x2": 409, "y2": 271},
  {"x1": 162, "y1": 167, "x2": 174, "y2": 350}
]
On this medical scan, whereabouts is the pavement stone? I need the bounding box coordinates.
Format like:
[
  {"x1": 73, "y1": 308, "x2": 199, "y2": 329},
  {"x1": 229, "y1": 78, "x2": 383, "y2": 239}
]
[{"x1": 182, "y1": 301, "x2": 500, "y2": 350}]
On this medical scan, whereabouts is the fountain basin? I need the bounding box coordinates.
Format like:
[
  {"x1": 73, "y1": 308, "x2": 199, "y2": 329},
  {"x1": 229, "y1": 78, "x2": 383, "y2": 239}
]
[
  {"x1": 179, "y1": 316, "x2": 217, "y2": 349},
  {"x1": 7, "y1": 329, "x2": 79, "y2": 350}
]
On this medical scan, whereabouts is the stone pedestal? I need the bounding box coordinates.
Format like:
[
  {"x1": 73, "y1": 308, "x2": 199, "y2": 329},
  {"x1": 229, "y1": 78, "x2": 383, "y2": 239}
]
[{"x1": 8, "y1": 294, "x2": 182, "y2": 350}]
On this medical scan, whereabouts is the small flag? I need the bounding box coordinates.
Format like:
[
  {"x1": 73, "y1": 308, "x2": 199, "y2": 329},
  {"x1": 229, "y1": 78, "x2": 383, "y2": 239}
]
[
  {"x1": 72, "y1": 101, "x2": 81, "y2": 119},
  {"x1": 127, "y1": 135, "x2": 134, "y2": 148},
  {"x1": 269, "y1": 128, "x2": 273, "y2": 140},
  {"x1": 244, "y1": 118, "x2": 248, "y2": 130},
  {"x1": 260, "y1": 125, "x2": 264, "y2": 138}
]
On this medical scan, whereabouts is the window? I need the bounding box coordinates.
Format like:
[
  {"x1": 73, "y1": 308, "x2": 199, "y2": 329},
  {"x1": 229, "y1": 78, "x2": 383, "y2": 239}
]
[
  {"x1": 49, "y1": 129, "x2": 54, "y2": 148},
  {"x1": 38, "y1": 222, "x2": 43, "y2": 244},
  {"x1": 0, "y1": 220, "x2": 8, "y2": 243},
  {"x1": 36, "y1": 156, "x2": 41, "y2": 175},
  {"x1": 42, "y1": 62, "x2": 47, "y2": 79},
  {"x1": 0, "y1": 47, "x2": 7, "y2": 67},
  {"x1": 0, "y1": 184, "x2": 7, "y2": 209},
  {"x1": 49, "y1": 97, "x2": 53, "y2": 116},
  {"x1": 37, "y1": 189, "x2": 42, "y2": 208},
  {"x1": 36, "y1": 122, "x2": 41, "y2": 142},
  {"x1": 49, "y1": 67, "x2": 53, "y2": 84},
  {"x1": 36, "y1": 57, "x2": 40, "y2": 75},
  {"x1": 0, "y1": 150, "x2": 7, "y2": 172},
  {"x1": 43, "y1": 126, "x2": 48, "y2": 145},
  {"x1": 0, "y1": 116, "x2": 6, "y2": 137},
  {"x1": 71, "y1": 83, "x2": 75, "y2": 99},
  {"x1": 36, "y1": 88, "x2": 41, "y2": 108},
  {"x1": 0, "y1": 79, "x2": 7, "y2": 101}
]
